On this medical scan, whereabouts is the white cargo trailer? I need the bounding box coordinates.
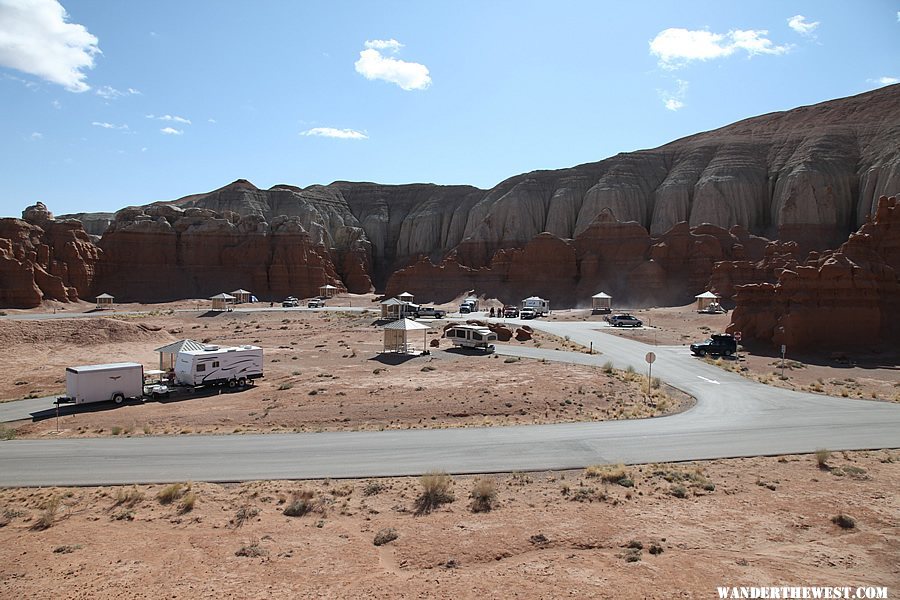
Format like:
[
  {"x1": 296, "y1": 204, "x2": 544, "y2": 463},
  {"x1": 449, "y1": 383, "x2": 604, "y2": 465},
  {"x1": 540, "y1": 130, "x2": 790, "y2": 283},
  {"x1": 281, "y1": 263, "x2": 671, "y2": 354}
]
[
  {"x1": 520, "y1": 296, "x2": 550, "y2": 316},
  {"x1": 63, "y1": 362, "x2": 144, "y2": 405},
  {"x1": 174, "y1": 344, "x2": 263, "y2": 388}
]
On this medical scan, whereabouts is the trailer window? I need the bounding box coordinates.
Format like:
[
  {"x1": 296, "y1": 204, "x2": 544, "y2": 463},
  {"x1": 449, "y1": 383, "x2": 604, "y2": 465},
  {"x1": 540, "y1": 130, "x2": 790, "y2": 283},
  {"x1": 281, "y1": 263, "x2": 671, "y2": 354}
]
[
  {"x1": 212, "y1": 361, "x2": 219, "y2": 367},
  {"x1": 196, "y1": 364, "x2": 206, "y2": 372}
]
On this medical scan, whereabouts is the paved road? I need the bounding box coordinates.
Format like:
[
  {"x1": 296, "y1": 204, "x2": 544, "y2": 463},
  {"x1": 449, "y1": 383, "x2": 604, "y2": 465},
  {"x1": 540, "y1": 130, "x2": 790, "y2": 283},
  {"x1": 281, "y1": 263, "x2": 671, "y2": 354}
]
[
  {"x1": 1, "y1": 318, "x2": 899, "y2": 487},
  {"x1": 0, "y1": 305, "x2": 376, "y2": 321}
]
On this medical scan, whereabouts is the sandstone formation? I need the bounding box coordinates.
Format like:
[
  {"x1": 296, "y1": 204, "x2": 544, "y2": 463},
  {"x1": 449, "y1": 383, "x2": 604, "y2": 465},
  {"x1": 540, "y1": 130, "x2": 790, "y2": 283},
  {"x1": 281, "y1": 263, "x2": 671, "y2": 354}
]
[
  {"x1": 0, "y1": 203, "x2": 101, "y2": 307},
  {"x1": 727, "y1": 196, "x2": 900, "y2": 349}
]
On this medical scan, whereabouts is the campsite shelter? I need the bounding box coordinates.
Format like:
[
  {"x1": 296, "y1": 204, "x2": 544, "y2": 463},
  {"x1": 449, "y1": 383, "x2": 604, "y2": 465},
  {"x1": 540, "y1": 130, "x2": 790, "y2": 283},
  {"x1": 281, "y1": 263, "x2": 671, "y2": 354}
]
[
  {"x1": 231, "y1": 289, "x2": 252, "y2": 303},
  {"x1": 695, "y1": 291, "x2": 720, "y2": 311},
  {"x1": 153, "y1": 339, "x2": 207, "y2": 371},
  {"x1": 210, "y1": 292, "x2": 236, "y2": 311},
  {"x1": 382, "y1": 318, "x2": 430, "y2": 354},
  {"x1": 319, "y1": 284, "x2": 339, "y2": 298},
  {"x1": 591, "y1": 292, "x2": 612, "y2": 312},
  {"x1": 95, "y1": 293, "x2": 114, "y2": 310},
  {"x1": 398, "y1": 291, "x2": 415, "y2": 303},
  {"x1": 380, "y1": 297, "x2": 415, "y2": 319}
]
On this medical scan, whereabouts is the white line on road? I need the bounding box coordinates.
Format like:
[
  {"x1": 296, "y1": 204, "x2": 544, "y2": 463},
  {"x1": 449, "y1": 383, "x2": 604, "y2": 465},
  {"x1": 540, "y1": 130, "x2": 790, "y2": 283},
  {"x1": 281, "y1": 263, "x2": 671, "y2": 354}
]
[{"x1": 697, "y1": 376, "x2": 720, "y2": 384}]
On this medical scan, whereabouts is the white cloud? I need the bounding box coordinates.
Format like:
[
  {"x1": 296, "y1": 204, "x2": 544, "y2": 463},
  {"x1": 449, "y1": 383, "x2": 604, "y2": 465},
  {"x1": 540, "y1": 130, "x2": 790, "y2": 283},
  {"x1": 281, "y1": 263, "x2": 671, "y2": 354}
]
[
  {"x1": 51, "y1": 99, "x2": 61, "y2": 109},
  {"x1": 301, "y1": 127, "x2": 368, "y2": 140},
  {"x1": 0, "y1": 0, "x2": 100, "y2": 92},
  {"x1": 147, "y1": 114, "x2": 191, "y2": 124},
  {"x1": 141, "y1": 146, "x2": 147, "y2": 152},
  {"x1": 207, "y1": 118, "x2": 217, "y2": 124},
  {"x1": 364, "y1": 39, "x2": 403, "y2": 53},
  {"x1": 787, "y1": 15, "x2": 820, "y2": 36},
  {"x1": 868, "y1": 76, "x2": 899, "y2": 86},
  {"x1": 659, "y1": 79, "x2": 688, "y2": 111},
  {"x1": 897, "y1": 11, "x2": 899, "y2": 22},
  {"x1": 91, "y1": 121, "x2": 129, "y2": 130},
  {"x1": 355, "y1": 40, "x2": 431, "y2": 91},
  {"x1": 96, "y1": 85, "x2": 141, "y2": 99},
  {"x1": 649, "y1": 27, "x2": 790, "y2": 69},
  {"x1": 29, "y1": 131, "x2": 43, "y2": 140},
  {"x1": 160, "y1": 127, "x2": 183, "y2": 135}
]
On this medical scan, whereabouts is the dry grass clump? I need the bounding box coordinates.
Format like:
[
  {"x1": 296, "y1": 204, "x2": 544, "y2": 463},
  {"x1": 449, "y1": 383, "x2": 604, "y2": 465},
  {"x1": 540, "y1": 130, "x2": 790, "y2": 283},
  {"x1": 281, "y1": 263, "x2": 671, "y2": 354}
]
[
  {"x1": 815, "y1": 449, "x2": 831, "y2": 469},
  {"x1": 585, "y1": 464, "x2": 631, "y2": 486},
  {"x1": 283, "y1": 489, "x2": 323, "y2": 517},
  {"x1": 373, "y1": 527, "x2": 399, "y2": 546},
  {"x1": 179, "y1": 491, "x2": 197, "y2": 513},
  {"x1": 113, "y1": 487, "x2": 144, "y2": 509},
  {"x1": 469, "y1": 477, "x2": 498, "y2": 513},
  {"x1": 30, "y1": 496, "x2": 60, "y2": 531},
  {"x1": 156, "y1": 482, "x2": 190, "y2": 505},
  {"x1": 414, "y1": 471, "x2": 455, "y2": 515},
  {"x1": 235, "y1": 538, "x2": 266, "y2": 557},
  {"x1": 230, "y1": 505, "x2": 260, "y2": 528}
]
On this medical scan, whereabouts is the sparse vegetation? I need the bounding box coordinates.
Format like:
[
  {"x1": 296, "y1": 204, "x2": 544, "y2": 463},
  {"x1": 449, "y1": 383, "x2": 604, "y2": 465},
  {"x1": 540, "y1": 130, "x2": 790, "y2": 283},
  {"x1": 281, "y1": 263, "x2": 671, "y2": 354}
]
[
  {"x1": 362, "y1": 481, "x2": 385, "y2": 496},
  {"x1": 585, "y1": 464, "x2": 630, "y2": 485},
  {"x1": 669, "y1": 485, "x2": 688, "y2": 498},
  {"x1": 235, "y1": 539, "x2": 266, "y2": 557},
  {"x1": 156, "y1": 483, "x2": 186, "y2": 505},
  {"x1": 0, "y1": 424, "x2": 16, "y2": 440},
  {"x1": 179, "y1": 491, "x2": 197, "y2": 513},
  {"x1": 414, "y1": 471, "x2": 455, "y2": 515},
  {"x1": 113, "y1": 487, "x2": 144, "y2": 508},
  {"x1": 277, "y1": 382, "x2": 293, "y2": 390},
  {"x1": 230, "y1": 505, "x2": 259, "y2": 528},
  {"x1": 283, "y1": 490, "x2": 317, "y2": 517},
  {"x1": 470, "y1": 477, "x2": 498, "y2": 513},
  {"x1": 831, "y1": 514, "x2": 856, "y2": 529},
  {"x1": 815, "y1": 449, "x2": 831, "y2": 469},
  {"x1": 30, "y1": 496, "x2": 60, "y2": 531},
  {"x1": 373, "y1": 527, "x2": 398, "y2": 546}
]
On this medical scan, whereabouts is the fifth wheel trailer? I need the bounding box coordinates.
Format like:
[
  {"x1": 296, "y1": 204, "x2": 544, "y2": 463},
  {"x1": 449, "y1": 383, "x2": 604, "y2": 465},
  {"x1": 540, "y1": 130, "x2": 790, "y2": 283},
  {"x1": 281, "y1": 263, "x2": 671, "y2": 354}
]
[
  {"x1": 61, "y1": 362, "x2": 145, "y2": 405},
  {"x1": 175, "y1": 345, "x2": 263, "y2": 388}
]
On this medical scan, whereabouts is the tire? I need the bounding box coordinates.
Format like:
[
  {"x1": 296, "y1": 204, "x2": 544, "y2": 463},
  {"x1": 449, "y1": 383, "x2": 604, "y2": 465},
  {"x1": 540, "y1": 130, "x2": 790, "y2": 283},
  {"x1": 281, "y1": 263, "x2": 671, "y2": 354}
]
[
  {"x1": 227, "y1": 379, "x2": 237, "y2": 389},
  {"x1": 112, "y1": 393, "x2": 125, "y2": 404},
  {"x1": 238, "y1": 377, "x2": 247, "y2": 387},
  {"x1": 723, "y1": 349, "x2": 733, "y2": 357},
  {"x1": 698, "y1": 350, "x2": 707, "y2": 357}
]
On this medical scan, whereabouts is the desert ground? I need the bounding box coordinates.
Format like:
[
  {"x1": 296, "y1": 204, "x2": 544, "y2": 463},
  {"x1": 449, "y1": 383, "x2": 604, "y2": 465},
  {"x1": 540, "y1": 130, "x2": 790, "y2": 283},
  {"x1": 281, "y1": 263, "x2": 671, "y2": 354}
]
[{"x1": 1, "y1": 296, "x2": 898, "y2": 597}]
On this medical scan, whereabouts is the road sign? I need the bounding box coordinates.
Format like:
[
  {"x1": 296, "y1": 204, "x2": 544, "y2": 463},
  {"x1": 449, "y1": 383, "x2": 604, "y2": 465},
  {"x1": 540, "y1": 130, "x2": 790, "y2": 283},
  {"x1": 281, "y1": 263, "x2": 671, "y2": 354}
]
[
  {"x1": 734, "y1": 331, "x2": 742, "y2": 342},
  {"x1": 645, "y1": 352, "x2": 656, "y2": 364},
  {"x1": 781, "y1": 344, "x2": 786, "y2": 355}
]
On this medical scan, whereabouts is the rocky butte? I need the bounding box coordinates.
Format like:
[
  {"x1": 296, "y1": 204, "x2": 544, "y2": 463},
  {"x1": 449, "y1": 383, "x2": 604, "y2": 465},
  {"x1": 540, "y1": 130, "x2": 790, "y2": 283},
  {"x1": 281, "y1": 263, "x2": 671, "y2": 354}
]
[{"x1": 2, "y1": 85, "x2": 898, "y2": 348}]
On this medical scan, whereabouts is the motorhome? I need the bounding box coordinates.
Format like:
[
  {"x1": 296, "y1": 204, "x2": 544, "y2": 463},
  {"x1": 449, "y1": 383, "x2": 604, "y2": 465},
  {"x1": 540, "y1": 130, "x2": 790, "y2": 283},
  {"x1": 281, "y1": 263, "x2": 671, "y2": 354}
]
[
  {"x1": 175, "y1": 344, "x2": 264, "y2": 388},
  {"x1": 444, "y1": 325, "x2": 497, "y2": 352},
  {"x1": 61, "y1": 362, "x2": 145, "y2": 405},
  {"x1": 520, "y1": 296, "x2": 550, "y2": 316}
]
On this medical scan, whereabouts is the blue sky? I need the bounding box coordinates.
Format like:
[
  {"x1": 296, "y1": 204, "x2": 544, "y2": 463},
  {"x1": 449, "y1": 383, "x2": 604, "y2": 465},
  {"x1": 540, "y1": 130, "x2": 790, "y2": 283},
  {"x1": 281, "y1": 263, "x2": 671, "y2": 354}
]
[{"x1": 1, "y1": 0, "x2": 898, "y2": 217}]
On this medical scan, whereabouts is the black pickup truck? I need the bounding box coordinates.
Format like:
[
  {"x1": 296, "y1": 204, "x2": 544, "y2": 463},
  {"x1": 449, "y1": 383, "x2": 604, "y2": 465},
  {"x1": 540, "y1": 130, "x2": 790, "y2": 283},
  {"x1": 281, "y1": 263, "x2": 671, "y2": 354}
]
[{"x1": 690, "y1": 334, "x2": 737, "y2": 356}]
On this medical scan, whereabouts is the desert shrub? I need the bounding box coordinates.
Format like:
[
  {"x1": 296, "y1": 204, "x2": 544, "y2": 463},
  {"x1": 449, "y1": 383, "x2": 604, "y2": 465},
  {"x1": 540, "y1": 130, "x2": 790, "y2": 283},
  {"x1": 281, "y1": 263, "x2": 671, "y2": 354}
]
[
  {"x1": 373, "y1": 527, "x2": 398, "y2": 546},
  {"x1": 111, "y1": 426, "x2": 123, "y2": 436},
  {"x1": 504, "y1": 357, "x2": 520, "y2": 364},
  {"x1": 0, "y1": 424, "x2": 16, "y2": 441},
  {"x1": 669, "y1": 485, "x2": 688, "y2": 499},
  {"x1": 362, "y1": 481, "x2": 384, "y2": 496},
  {"x1": 585, "y1": 464, "x2": 628, "y2": 483},
  {"x1": 235, "y1": 539, "x2": 266, "y2": 557},
  {"x1": 30, "y1": 496, "x2": 60, "y2": 531},
  {"x1": 283, "y1": 490, "x2": 316, "y2": 517},
  {"x1": 156, "y1": 483, "x2": 186, "y2": 505},
  {"x1": 570, "y1": 486, "x2": 605, "y2": 503},
  {"x1": 815, "y1": 449, "x2": 831, "y2": 469},
  {"x1": 278, "y1": 383, "x2": 293, "y2": 391},
  {"x1": 113, "y1": 487, "x2": 144, "y2": 508},
  {"x1": 831, "y1": 514, "x2": 856, "y2": 529},
  {"x1": 230, "y1": 505, "x2": 259, "y2": 528},
  {"x1": 648, "y1": 543, "x2": 664, "y2": 555},
  {"x1": 602, "y1": 361, "x2": 614, "y2": 374},
  {"x1": 179, "y1": 491, "x2": 197, "y2": 513},
  {"x1": 625, "y1": 365, "x2": 636, "y2": 375},
  {"x1": 470, "y1": 477, "x2": 498, "y2": 513},
  {"x1": 414, "y1": 471, "x2": 454, "y2": 515}
]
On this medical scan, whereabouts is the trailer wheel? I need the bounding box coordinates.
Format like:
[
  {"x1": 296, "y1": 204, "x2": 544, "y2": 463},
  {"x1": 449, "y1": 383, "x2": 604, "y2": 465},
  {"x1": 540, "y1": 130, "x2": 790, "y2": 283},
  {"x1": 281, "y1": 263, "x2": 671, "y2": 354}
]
[
  {"x1": 238, "y1": 377, "x2": 247, "y2": 388},
  {"x1": 112, "y1": 393, "x2": 125, "y2": 404},
  {"x1": 227, "y1": 379, "x2": 237, "y2": 389}
]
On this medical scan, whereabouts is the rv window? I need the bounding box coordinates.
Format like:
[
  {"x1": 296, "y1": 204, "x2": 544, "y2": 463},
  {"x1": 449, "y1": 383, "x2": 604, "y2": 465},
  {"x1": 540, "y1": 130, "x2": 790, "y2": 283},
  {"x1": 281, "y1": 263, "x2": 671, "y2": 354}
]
[
  {"x1": 473, "y1": 333, "x2": 483, "y2": 341},
  {"x1": 212, "y1": 361, "x2": 219, "y2": 367},
  {"x1": 196, "y1": 364, "x2": 206, "y2": 372},
  {"x1": 448, "y1": 329, "x2": 460, "y2": 338}
]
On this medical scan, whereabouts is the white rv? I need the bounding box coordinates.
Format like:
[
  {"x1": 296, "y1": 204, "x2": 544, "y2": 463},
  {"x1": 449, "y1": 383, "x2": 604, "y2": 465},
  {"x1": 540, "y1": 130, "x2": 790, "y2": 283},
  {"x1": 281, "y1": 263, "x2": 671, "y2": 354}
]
[
  {"x1": 62, "y1": 362, "x2": 144, "y2": 405},
  {"x1": 444, "y1": 325, "x2": 497, "y2": 352},
  {"x1": 175, "y1": 345, "x2": 264, "y2": 388},
  {"x1": 520, "y1": 296, "x2": 550, "y2": 316}
]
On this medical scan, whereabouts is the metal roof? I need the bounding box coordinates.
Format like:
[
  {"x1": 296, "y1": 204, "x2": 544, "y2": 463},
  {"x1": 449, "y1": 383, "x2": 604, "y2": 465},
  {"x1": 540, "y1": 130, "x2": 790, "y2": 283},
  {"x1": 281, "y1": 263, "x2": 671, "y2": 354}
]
[
  {"x1": 230, "y1": 289, "x2": 251, "y2": 295},
  {"x1": 695, "y1": 291, "x2": 719, "y2": 299},
  {"x1": 382, "y1": 318, "x2": 430, "y2": 331},
  {"x1": 154, "y1": 339, "x2": 207, "y2": 354},
  {"x1": 381, "y1": 297, "x2": 403, "y2": 305},
  {"x1": 592, "y1": 292, "x2": 611, "y2": 299},
  {"x1": 66, "y1": 362, "x2": 142, "y2": 373},
  {"x1": 178, "y1": 344, "x2": 262, "y2": 356},
  {"x1": 210, "y1": 292, "x2": 236, "y2": 300},
  {"x1": 95, "y1": 293, "x2": 114, "y2": 299},
  {"x1": 320, "y1": 284, "x2": 339, "y2": 289}
]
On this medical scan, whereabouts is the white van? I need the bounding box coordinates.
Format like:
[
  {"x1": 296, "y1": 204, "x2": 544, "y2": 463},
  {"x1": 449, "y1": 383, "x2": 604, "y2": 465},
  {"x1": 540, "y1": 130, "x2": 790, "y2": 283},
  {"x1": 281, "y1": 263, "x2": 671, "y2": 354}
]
[{"x1": 444, "y1": 325, "x2": 497, "y2": 352}]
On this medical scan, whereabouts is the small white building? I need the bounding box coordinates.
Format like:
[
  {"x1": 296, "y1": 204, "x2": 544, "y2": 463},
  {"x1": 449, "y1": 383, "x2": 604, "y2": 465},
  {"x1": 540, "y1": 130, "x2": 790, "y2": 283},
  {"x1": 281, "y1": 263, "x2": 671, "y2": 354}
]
[
  {"x1": 382, "y1": 318, "x2": 430, "y2": 354},
  {"x1": 319, "y1": 284, "x2": 340, "y2": 298},
  {"x1": 591, "y1": 292, "x2": 612, "y2": 313},
  {"x1": 695, "y1": 291, "x2": 720, "y2": 311},
  {"x1": 95, "y1": 293, "x2": 114, "y2": 310},
  {"x1": 210, "y1": 292, "x2": 236, "y2": 311},
  {"x1": 398, "y1": 291, "x2": 415, "y2": 304},
  {"x1": 231, "y1": 289, "x2": 252, "y2": 304}
]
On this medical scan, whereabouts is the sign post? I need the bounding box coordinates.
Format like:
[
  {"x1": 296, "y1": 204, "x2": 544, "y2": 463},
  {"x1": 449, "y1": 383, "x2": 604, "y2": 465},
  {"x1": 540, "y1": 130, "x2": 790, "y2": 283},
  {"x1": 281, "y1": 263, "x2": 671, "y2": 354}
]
[
  {"x1": 645, "y1": 351, "x2": 656, "y2": 395},
  {"x1": 780, "y1": 344, "x2": 786, "y2": 379}
]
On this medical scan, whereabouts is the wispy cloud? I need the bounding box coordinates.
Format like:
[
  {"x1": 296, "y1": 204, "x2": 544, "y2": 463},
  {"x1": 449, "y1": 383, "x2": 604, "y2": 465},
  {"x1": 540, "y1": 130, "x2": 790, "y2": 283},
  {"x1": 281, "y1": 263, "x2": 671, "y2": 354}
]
[
  {"x1": 29, "y1": 131, "x2": 43, "y2": 140},
  {"x1": 147, "y1": 114, "x2": 191, "y2": 124},
  {"x1": 160, "y1": 127, "x2": 183, "y2": 135},
  {"x1": 51, "y1": 99, "x2": 61, "y2": 109},
  {"x1": 96, "y1": 85, "x2": 141, "y2": 100},
  {"x1": 867, "y1": 76, "x2": 899, "y2": 86},
  {"x1": 0, "y1": 0, "x2": 100, "y2": 92},
  {"x1": 92, "y1": 121, "x2": 129, "y2": 130},
  {"x1": 355, "y1": 39, "x2": 431, "y2": 91},
  {"x1": 207, "y1": 118, "x2": 217, "y2": 124},
  {"x1": 659, "y1": 79, "x2": 689, "y2": 111},
  {"x1": 787, "y1": 15, "x2": 820, "y2": 36},
  {"x1": 301, "y1": 127, "x2": 368, "y2": 140},
  {"x1": 649, "y1": 28, "x2": 790, "y2": 69}
]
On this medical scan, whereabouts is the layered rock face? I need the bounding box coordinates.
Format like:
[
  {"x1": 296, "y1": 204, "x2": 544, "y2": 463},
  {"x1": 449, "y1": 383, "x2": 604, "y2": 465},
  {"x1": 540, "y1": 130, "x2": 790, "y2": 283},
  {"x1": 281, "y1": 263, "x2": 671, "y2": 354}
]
[
  {"x1": 727, "y1": 196, "x2": 900, "y2": 349},
  {"x1": 95, "y1": 203, "x2": 346, "y2": 302},
  {"x1": 0, "y1": 203, "x2": 101, "y2": 307}
]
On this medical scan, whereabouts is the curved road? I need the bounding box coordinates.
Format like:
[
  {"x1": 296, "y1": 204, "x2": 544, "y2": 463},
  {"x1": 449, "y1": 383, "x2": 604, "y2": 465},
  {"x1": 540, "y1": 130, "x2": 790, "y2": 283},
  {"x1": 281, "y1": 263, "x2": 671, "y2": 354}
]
[{"x1": 1, "y1": 318, "x2": 898, "y2": 487}]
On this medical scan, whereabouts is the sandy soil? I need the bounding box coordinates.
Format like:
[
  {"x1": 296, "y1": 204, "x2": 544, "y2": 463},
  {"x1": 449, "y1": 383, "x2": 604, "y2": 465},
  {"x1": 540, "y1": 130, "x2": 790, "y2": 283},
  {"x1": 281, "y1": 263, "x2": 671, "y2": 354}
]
[{"x1": 0, "y1": 451, "x2": 896, "y2": 598}]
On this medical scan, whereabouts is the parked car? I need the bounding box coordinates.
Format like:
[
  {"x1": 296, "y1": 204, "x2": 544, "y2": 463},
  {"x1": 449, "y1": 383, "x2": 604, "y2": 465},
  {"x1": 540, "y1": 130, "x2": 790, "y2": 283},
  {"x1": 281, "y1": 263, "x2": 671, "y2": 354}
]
[
  {"x1": 414, "y1": 306, "x2": 446, "y2": 318},
  {"x1": 606, "y1": 314, "x2": 642, "y2": 327},
  {"x1": 307, "y1": 298, "x2": 325, "y2": 308},
  {"x1": 282, "y1": 297, "x2": 299, "y2": 308},
  {"x1": 519, "y1": 307, "x2": 537, "y2": 319},
  {"x1": 690, "y1": 334, "x2": 737, "y2": 356},
  {"x1": 503, "y1": 305, "x2": 519, "y2": 318}
]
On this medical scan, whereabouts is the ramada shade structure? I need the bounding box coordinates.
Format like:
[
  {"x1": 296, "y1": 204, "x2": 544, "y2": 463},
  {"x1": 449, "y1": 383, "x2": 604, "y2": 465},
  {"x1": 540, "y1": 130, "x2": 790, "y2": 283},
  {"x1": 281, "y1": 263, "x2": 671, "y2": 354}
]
[
  {"x1": 695, "y1": 291, "x2": 720, "y2": 311},
  {"x1": 382, "y1": 318, "x2": 430, "y2": 354},
  {"x1": 153, "y1": 339, "x2": 207, "y2": 371},
  {"x1": 319, "y1": 284, "x2": 339, "y2": 298},
  {"x1": 210, "y1": 293, "x2": 236, "y2": 311},
  {"x1": 95, "y1": 293, "x2": 114, "y2": 310},
  {"x1": 591, "y1": 292, "x2": 611, "y2": 312}
]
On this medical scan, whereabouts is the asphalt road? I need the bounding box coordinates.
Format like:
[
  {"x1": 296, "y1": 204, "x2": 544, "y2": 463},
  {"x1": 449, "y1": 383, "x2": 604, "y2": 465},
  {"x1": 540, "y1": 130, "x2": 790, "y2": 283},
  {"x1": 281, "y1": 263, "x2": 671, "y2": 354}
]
[{"x1": 1, "y1": 317, "x2": 899, "y2": 487}]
